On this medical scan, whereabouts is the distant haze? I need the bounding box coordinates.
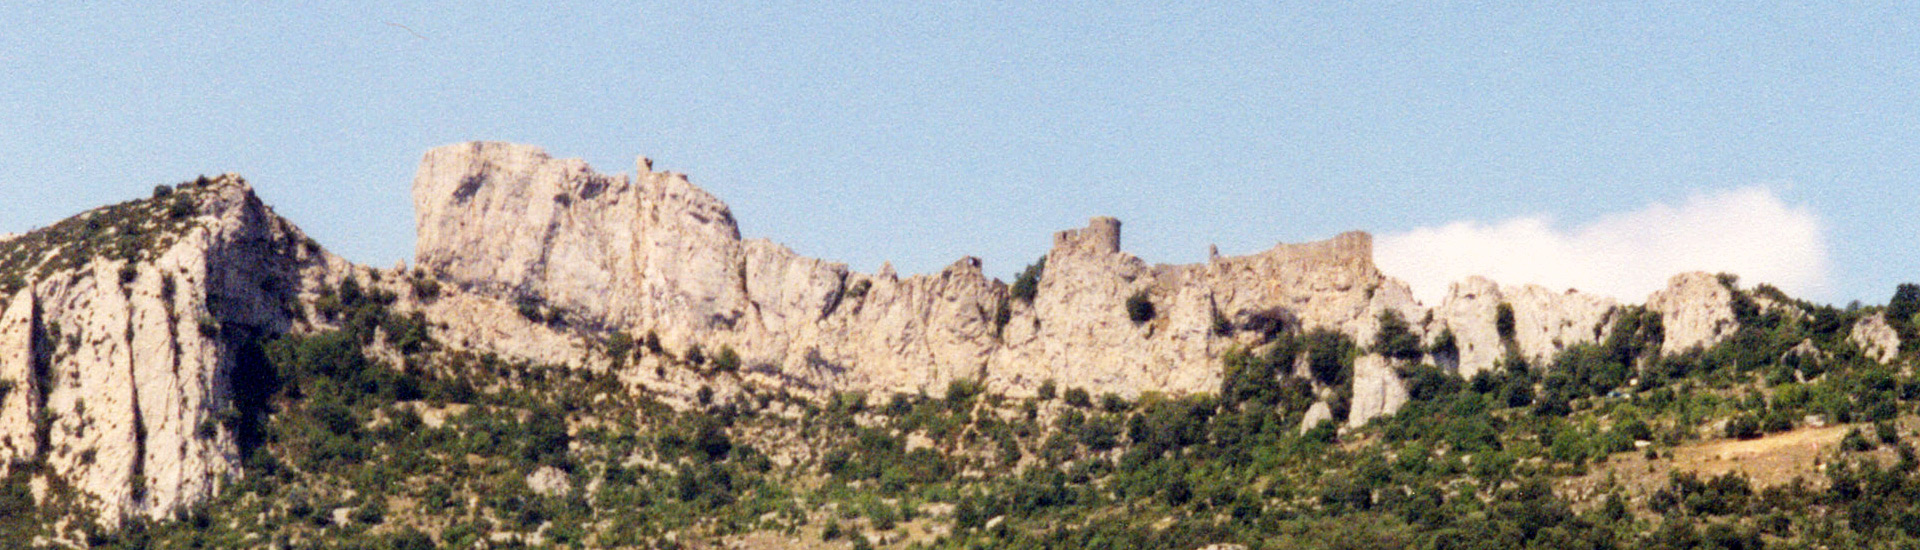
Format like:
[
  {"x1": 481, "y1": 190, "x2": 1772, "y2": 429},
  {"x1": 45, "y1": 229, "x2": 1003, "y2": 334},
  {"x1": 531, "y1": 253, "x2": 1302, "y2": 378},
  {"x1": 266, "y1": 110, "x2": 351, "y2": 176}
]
[{"x1": 1377, "y1": 187, "x2": 1828, "y2": 305}]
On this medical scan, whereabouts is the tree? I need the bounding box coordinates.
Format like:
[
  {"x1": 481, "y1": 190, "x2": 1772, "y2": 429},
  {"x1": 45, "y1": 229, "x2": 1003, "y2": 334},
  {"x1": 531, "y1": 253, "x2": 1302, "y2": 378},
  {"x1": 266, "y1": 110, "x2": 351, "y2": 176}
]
[
  {"x1": 1891, "y1": 283, "x2": 1920, "y2": 350},
  {"x1": 524, "y1": 405, "x2": 571, "y2": 467},
  {"x1": 1373, "y1": 310, "x2": 1422, "y2": 361},
  {"x1": 1305, "y1": 329, "x2": 1355, "y2": 387},
  {"x1": 1011, "y1": 257, "x2": 1046, "y2": 303}
]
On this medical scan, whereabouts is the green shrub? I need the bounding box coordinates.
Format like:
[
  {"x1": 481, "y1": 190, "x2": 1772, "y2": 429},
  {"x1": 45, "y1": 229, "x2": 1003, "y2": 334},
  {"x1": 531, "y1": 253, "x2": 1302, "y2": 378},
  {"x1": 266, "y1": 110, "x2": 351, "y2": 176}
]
[
  {"x1": 606, "y1": 332, "x2": 635, "y2": 363},
  {"x1": 351, "y1": 498, "x2": 386, "y2": 525},
  {"x1": 1305, "y1": 328, "x2": 1355, "y2": 387},
  {"x1": 1723, "y1": 415, "x2": 1761, "y2": 440},
  {"x1": 1373, "y1": 310, "x2": 1422, "y2": 361},
  {"x1": 1064, "y1": 388, "x2": 1092, "y2": 408},
  {"x1": 1125, "y1": 290, "x2": 1156, "y2": 323},
  {"x1": 1495, "y1": 302, "x2": 1517, "y2": 343},
  {"x1": 409, "y1": 275, "x2": 441, "y2": 302},
  {"x1": 1428, "y1": 327, "x2": 1458, "y2": 362},
  {"x1": 712, "y1": 345, "x2": 740, "y2": 373},
  {"x1": 1010, "y1": 257, "x2": 1045, "y2": 303},
  {"x1": 1210, "y1": 307, "x2": 1233, "y2": 336}
]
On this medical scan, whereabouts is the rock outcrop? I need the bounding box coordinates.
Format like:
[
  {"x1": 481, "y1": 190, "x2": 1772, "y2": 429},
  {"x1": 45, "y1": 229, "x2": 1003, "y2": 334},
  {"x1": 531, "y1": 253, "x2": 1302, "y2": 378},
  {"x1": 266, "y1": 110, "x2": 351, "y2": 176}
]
[
  {"x1": 413, "y1": 143, "x2": 1425, "y2": 410},
  {"x1": 1852, "y1": 312, "x2": 1902, "y2": 364},
  {"x1": 408, "y1": 142, "x2": 1770, "y2": 430},
  {"x1": 1646, "y1": 272, "x2": 1739, "y2": 354},
  {"x1": 0, "y1": 177, "x2": 340, "y2": 524},
  {"x1": 1424, "y1": 277, "x2": 1619, "y2": 378},
  {"x1": 1, "y1": 142, "x2": 1787, "y2": 525}
]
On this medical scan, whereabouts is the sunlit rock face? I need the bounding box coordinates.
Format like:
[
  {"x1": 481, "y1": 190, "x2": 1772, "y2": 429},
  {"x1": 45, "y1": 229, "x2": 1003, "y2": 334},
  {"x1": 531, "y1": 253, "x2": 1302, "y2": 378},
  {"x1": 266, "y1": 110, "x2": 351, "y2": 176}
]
[
  {"x1": 411, "y1": 142, "x2": 1761, "y2": 430},
  {"x1": 0, "y1": 177, "x2": 342, "y2": 524},
  {"x1": 411, "y1": 143, "x2": 1409, "y2": 414}
]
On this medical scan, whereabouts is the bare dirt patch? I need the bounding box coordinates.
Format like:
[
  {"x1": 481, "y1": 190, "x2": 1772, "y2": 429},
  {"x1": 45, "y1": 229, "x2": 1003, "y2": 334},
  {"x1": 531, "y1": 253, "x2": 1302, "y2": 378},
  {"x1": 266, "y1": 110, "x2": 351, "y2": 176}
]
[{"x1": 1560, "y1": 424, "x2": 1853, "y2": 505}]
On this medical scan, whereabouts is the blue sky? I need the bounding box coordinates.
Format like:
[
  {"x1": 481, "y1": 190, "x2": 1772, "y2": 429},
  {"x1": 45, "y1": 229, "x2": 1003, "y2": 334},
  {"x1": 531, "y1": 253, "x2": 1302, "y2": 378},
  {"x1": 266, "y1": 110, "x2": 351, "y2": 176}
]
[{"x1": 2, "y1": 3, "x2": 1914, "y2": 305}]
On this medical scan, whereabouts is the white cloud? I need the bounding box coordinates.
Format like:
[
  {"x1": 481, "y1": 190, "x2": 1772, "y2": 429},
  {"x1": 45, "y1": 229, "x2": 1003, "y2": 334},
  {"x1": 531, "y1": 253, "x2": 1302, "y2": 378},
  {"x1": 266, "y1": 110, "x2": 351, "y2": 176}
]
[{"x1": 1376, "y1": 187, "x2": 1830, "y2": 305}]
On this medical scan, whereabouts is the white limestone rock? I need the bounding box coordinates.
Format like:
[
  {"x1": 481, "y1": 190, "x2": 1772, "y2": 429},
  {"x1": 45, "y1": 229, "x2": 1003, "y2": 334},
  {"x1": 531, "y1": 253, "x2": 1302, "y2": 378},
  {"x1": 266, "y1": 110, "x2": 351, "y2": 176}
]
[
  {"x1": 1426, "y1": 278, "x2": 1616, "y2": 378},
  {"x1": 1645, "y1": 272, "x2": 1737, "y2": 355},
  {"x1": 0, "y1": 177, "x2": 340, "y2": 524},
  {"x1": 1299, "y1": 401, "x2": 1333, "y2": 435},
  {"x1": 1348, "y1": 354, "x2": 1409, "y2": 427},
  {"x1": 527, "y1": 465, "x2": 572, "y2": 497},
  {"x1": 411, "y1": 143, "x2": 1410, "y2": 404},
  {"x1": 1852, "y1": 311, "x2": 1902, "y2": 364}
]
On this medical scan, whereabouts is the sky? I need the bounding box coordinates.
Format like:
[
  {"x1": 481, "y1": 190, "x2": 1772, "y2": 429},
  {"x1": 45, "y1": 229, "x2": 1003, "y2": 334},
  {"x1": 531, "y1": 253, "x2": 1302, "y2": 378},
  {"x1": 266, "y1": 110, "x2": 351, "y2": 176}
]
[{"x1": 2, "y1": 3, "x2": 1915, "y2": 306}]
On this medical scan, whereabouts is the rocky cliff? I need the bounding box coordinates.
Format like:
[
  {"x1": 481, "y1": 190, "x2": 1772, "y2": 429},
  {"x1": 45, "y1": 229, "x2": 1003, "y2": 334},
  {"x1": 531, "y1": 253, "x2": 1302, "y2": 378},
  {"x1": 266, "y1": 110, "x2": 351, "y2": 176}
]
[
  {"x1": 4, "y1": 142, "x2": 1802, "y2": 525},
  {"x1": 409, "y1": 142, "x2": 1760, "y2": 427},
  {"x1": 0, "y1": 177, "x2": 341, "y2": 524},
  {"x1": 413, "y1": 144, "x2": 1424, "y2": 404}
]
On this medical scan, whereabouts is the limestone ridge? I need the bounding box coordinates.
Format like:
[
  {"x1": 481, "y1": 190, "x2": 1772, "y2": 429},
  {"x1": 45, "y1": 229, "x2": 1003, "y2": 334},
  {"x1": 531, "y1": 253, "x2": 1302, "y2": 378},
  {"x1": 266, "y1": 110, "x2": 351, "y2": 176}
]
[
  {"x1": 414, "y1": 144, "x2": 1411, "y2": 397},
  {"x1": 410, "y1": 142, "x2": 1763, "y2": 426},
  {"x1": 0, "y1": 177, "x2": 343, "y2": 523}
]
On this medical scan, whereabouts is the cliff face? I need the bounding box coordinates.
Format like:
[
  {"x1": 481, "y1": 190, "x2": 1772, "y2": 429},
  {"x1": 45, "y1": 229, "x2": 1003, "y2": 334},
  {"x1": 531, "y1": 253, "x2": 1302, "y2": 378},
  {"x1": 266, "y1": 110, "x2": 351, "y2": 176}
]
[
  {"x1": 408, "y1": 142, "x2": 1751, "y2": 428},
  {"x1": 0, "y1": 177, "x2": 339, "y2": 523},
  {"x1": 2, "y1": 143, "x2": 1774, "y2": 525},
  {"x1": 412, "y1": 143, "x2": 1432, "y2": 405}
]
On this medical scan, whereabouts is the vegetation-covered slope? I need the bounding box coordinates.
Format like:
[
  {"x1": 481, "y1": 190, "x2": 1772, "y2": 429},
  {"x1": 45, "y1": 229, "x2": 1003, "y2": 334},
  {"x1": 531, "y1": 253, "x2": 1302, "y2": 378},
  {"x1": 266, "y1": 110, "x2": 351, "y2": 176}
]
[{"x1": 10, "y1": 271, "x2": 1920, "y2": 550}]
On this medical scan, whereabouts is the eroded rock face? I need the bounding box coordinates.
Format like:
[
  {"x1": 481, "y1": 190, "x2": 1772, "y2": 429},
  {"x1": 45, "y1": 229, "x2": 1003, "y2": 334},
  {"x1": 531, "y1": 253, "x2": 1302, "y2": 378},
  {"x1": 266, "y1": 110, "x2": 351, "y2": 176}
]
[
  {"x1": 1646, "y1": 272, "x2": 1738, "y2": 354},
  {"x1": 412, "y1": 143, "x2": 1415, "y2": 409},
  {"x1": 1425, "y1": 277, "x2": 1620, "y2": 378},
  {"x1": 408, "y1": 142, "x2": 1757, "y2": 430},
  {"x1": 0, "y1": 177, "x2": 339, "y2": 524},
  {"x1": 1852, "y1": 312, "x2": 1902, "y2": 364},
  {"x1": 1348, "y1": 354, "x2": 1409, "y2": 428}
]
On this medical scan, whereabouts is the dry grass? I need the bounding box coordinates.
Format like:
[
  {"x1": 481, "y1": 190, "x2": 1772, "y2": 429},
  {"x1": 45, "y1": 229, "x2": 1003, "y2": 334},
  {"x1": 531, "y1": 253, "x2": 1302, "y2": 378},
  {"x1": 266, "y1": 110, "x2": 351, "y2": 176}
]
[{"x1": 1560, "y1": 420, "x2": 1905, "y2": 508}]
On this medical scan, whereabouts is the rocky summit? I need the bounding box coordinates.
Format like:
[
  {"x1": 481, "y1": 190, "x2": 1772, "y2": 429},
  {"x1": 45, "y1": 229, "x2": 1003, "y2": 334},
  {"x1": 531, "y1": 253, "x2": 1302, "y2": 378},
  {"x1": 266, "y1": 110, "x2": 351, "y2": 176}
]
[
  {"x1": 409, "y1": 142, "x2": 1762, "y2": 425},
  {"x1": 0, "y1": 142, "x2": 1900, "y2": 535},
  {"x1": 0, "y1": 177, "x2": 347, "y2": 524}
]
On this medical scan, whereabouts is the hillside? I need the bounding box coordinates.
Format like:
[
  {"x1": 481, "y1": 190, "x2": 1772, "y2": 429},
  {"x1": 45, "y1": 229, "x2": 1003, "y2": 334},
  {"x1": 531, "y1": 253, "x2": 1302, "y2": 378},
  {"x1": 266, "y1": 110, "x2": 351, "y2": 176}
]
[{"x1": 0, "y1": 144, "x2": 1915, "y2": 549}]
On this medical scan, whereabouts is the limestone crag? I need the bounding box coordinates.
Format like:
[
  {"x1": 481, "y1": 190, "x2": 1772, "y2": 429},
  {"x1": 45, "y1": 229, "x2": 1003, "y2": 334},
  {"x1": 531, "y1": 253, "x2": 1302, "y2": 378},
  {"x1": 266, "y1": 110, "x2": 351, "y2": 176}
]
[
  {"x1": 1646, "y1": 272, "x2": 1739, "y2": 354},
  {"x1": 1852, "y1": 312, "x2": 1902, "y2": 364},
  {"x1": 0, "y1": 177, "x2": 341, "y2": 523},
  {"x1": 413, "y1": 143, "x2": 1427, "y2": 409},
  {"x1": 410, "y1": 142, "x2": 1776, "y2": 430},
  {"x1": 1348, "y1": 354, "x2": 1409, "y2": 428},
  {"x1": 1425, "y1": 277, "x2": 1620, "y2": 378}
]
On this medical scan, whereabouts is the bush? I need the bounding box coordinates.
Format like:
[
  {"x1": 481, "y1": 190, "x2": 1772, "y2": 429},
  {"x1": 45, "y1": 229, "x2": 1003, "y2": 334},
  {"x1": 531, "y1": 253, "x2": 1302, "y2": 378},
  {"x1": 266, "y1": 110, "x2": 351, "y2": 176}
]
[
  {"x1": 409, "y1": 275, "x2": 441, "y2": 302},
  {"x1": 351, "y1": 498, "x2": 386, "y2": 525},
  {"x1": 1429, "y1": 328, "x2": 1459, "y2": 363},
  {"x1": 1495, "y1": 303, "x2": 1517, "y2": 343},
  {"x1": 844, "y1": 279, "x2": 871, "y2": 302},
  {"x1": 712, "y1": 345, "x2": 740, "y2": 373},
  {"x1": 1305, "y1": 329, "x2": 1355, "y2": 387},
  {"x1": 523, "y1": 406, "x2": 571, "y2": 466},
  {"x1": 605, "y1": 332, "x2": 634, "y2": 363},
  {"x1": 1011, "y1": 257, "x2": 1045, "y2": 303},
  {"x1": 1724, "y1": 415, "x2": 1761, "y2": 440},
  {"x1": 1126, "y1": 290, "x2": 1156, "y2": 323},
  {"x1": 166, "y1": 197, "x2": 195, "y2": 220},
  {"x1": 1064, "y1": 388, "x2": 1092, "y2": 409},
  {"x1": 1373, "y1": 310, "x2": 1422, "y2": 361},
  {"x1": 1892, "y1": 283, "x2": 1920, "y2": 350}
]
